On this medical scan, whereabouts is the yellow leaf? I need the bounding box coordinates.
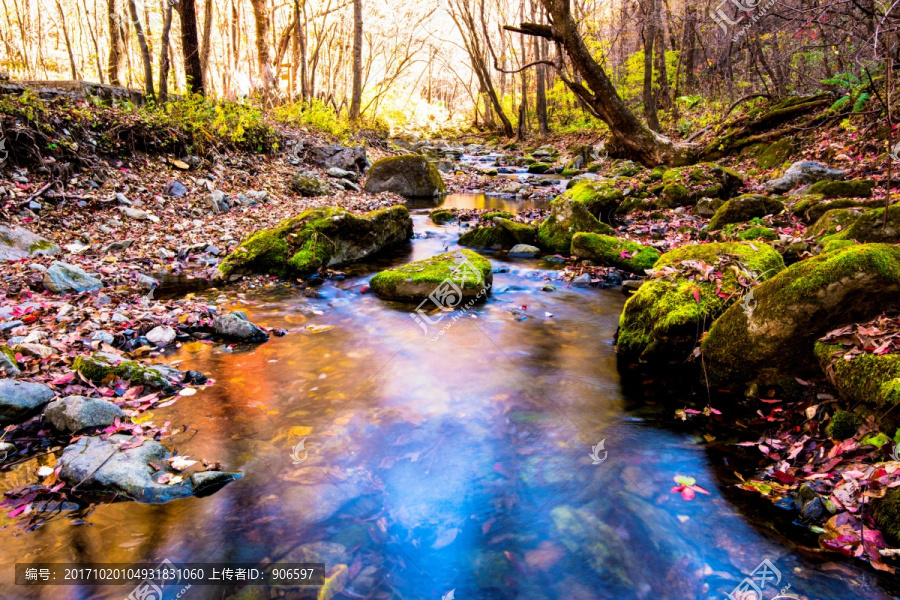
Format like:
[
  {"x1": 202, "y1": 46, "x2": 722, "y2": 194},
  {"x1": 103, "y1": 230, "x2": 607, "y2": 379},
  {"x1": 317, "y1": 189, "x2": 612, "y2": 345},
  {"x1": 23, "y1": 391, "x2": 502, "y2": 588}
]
[
  {"x1": 132, "y1": 412, "x2": 154, "y2": 424},
  {"x1": 318, "y1": 565, "x2": 348, "y2": 600},
  {"x1": 289, "y1": 426, "x2": 313, "y2": 438}
]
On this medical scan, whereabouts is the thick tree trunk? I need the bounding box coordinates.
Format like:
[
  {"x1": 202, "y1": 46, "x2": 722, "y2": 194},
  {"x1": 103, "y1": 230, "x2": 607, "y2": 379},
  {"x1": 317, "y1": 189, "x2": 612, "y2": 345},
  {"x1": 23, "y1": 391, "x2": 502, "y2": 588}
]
[
  {"x1": 641, "y1": 0, "x2": 661, "y2": 132},
  {"x1": 249, "y1": 0, "x2": 275, "y2": 97},
  {"x1": 158, "y1": 0, "x2": 173, "y2": 101},
  {"x1": 505, "y1": 0, "x2": 696, "y2": 166},
  {"x1": 127, "y1": 0, "x2": 154, "y2": 99},
  {"x1": 349, "y1": 0, "x2": 363, "y2": 123},
  {"x1": 177, "y1": 0, "x2": 205, "y2": 94},
  {"x1": 106, "y1": 0, "x2": 122, "y2": 85}
]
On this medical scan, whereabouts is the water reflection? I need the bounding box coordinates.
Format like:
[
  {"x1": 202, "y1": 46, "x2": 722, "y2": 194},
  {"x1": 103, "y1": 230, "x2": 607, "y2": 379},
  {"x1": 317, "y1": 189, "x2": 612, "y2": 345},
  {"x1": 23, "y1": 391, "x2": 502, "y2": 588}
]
[{"x1": 0, "y1": 204, "x2": 895, "y2": 600}]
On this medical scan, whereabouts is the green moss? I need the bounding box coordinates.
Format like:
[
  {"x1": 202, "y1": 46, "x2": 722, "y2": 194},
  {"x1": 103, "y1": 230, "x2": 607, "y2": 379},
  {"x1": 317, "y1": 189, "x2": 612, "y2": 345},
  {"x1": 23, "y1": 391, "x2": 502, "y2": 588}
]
[
  {"x1": 756, "y1": 138, "x2": 794, "y2": 169},
  {"x1": 537, "y1": 196, "x2": 615, "y2": 255},
  {"x1": 708, "y1": 194, "x2": 785, "y2": 230},
  {"x1": 808, "y1": 208, "x2": 864, "y2": 241},
  {"x1": 873, "y1": 487, "x2": 900, "y2": 545},
  {"x1": 74, "y1": 353, "x2": 167, "y2": 389},
  {"x1": 368, "y1": 155, "x2": 446, "y2": 195},
  {"x1": 802, "y1": 198, "x2": 875, "y2": 224},
  {"x1": 826, "y1": 410, "x2": 864, "y2": 439},
  {"x1": 617, "y1": 242, "x2": 785, "y2": 361},
  {"x1": 833, "y1": 204, "x2": 900, "y2": 244},
  {"x1": 616, "y1": 197, "x2": 653, "y2": 215},
  {"x1": 807, "y1": 179, "x2": 876, "y2": 199},
  {"x1": 571, "y1": 233, "x2": 660, "y2": 274},
  {"x1": 0, "y1": 345, "x2": 18, "y2": 364},
  {"x1": 739, "y1": 226, "x2": 778, "y2": 241},
  {"x1": 458, "y1": 226, "x2": 516, "y2": 249},
  {"x1": 482, "y1": 211, "x2": 515, "y2": 221},
  {"x1": 369, "y1": 249, "x2": 492, "y2": 300},
  {"x1": 528, "y1": 163, "x2": 551, "y2": 174},
  {"x1": 815, "y1": 342, "x2": 900, "y2": 407},
  {"x1": 431, "y1": 209, "x2": 454, "y2": 225},
  {"x1": 822, "y1": 239, "x2": 857, "y2": 254},
  {"x1": 660, "y1": 183, "x2": 691, "y2": 208},
  {"x1": 28, "y1": 240, "x2": 56, "y2": 253},
  {"x1": 494, "y1": 218, "x2": 537, "y2": 245},
  {"x1": 564, "y1": 180, "x2": 624, "y2": 221}
]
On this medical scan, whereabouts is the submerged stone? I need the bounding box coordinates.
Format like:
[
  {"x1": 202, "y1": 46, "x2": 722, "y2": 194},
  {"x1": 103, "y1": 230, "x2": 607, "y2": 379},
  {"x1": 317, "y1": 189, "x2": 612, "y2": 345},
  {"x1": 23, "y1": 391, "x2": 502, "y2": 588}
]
[
  {"x1": 219, "y1": 206, "x2": 413, "y2": 279},
  {"x1": 213, "y1": 311, "x2": 269, "y2": 343},
  {"x1": 369, "y1": 249, "x2": 492, "y2": 301}
]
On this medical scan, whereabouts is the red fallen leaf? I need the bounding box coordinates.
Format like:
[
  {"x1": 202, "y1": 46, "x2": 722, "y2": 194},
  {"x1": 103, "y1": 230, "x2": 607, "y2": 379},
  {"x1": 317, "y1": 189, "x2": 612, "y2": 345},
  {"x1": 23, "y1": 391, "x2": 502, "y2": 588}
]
[
  {"x1": 620, "y1": 251, "x2": 633, "y2": 259},
  {"x1": 690, "y1": 287, "x2": 701, "y2": 303},
  {"x1": 772, "y1": 470, "x2": 796, "y2": 484},
  {"x1": 8, "y1": 504, "x2": 30, "y2": 518},
  {"x1": 119, "y1": 436, "x2": 145, "y2": 450},
  {"x1": 50, "y1": 373, "x2": 75, "y2": 385}
]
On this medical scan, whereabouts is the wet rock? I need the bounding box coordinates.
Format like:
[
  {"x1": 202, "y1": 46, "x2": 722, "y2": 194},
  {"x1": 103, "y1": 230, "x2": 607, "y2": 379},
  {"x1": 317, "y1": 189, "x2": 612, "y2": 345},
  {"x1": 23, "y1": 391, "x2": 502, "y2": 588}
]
[
  {"x1": 702, "y1": 244, "x2": 900, "y2": 384},
  {"x1": 309, "y1": 145, "x2": 368, "y2": 172},
  {"x1": 814, "y1": 342, "x2": 900, "y2": 407},
  {"x1": 136, "y1": 273, "x2": 159, "y2": 293},
  {"x1": 430, "y1": 209, "x2": 454, "y2": 225},
  {"x1": 572, "y1": 273, "x2": 592, "y2": 287},
  {"x1": 213, "y1": 311, "x2": 269, "y2": 343},
  {"x1": 290, "y1": 171, "x2": 328, "y2": 197},
  {"x1": 0, "y1": 380, "x2": 55, "y2": 425},
  {"x1": 43, "y1": 395, "x2": 124, "y2": 433},
  {"x1": 0, "y1": 441, "x2": 15, "y2": 461},
  {"x1": 765, "y1": 161, "x2": 845, "y2": 194},
  {"x1": 146, "y1": 325, "x2": 177, "y2": 347},
  {"x1": 282, "y1": 541, "x2": 349, "y2": 566},
  {"x1": 0, "y1": 224, "x2": 61, "y2": 261},
  {"x1": 537, "y1": 196, "x2": 615, "y2": 255},
  {"x1": 57, "y1": 434, "x2": 241, "y2": 503},
  {"x1": 370, "y1": 249, "x2": 492, "y2": 301},
  {"x1": 458, "y1": 225, "x2": 516, "y2": 250},
  {"x1": 622, "y1": 280, "x2": 644, "y2": 295},
  {"x1": 165, "y1": 180, "x2": 187, "y2": 197},
  {"x1": 73, "y1": 352, "x2": 185, "y2": 392},
  {"x1": 708, "y1": 194, "x2": 784, "y2": 230},
  {"x1": 800, "y1": 496, "x2": 826, "y2": 521},
  {"x1": 494, "y1": 218, "x2": 537, "y2": 245},
  {"x1": 572, "y1": 233, "x2": 660, "y2": 274},
  {"x1": 42, "y1": 261, "x2": 103, "y2": 294},
  {"x1": 219, "y1": 206, "x2": 413, "y2": 279},
  {"x1": 509, "y1": 244, "x2": 541, "y2": 258},
  {"x1": 0, "y1": 346, "x2": 20, "y2": 376},
  {"x1": 618, "y1": 242, "x2": 785, "y2": 362},
  {"x1": 364, "y1": 155, "x2": 446, "y2": 198}
]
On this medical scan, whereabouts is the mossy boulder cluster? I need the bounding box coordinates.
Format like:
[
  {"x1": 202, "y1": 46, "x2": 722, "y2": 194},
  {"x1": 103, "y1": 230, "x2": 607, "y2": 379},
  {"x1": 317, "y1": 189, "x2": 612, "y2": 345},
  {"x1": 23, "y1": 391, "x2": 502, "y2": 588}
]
[
  {"x1": 369, "y1": 249, "x2": 492, "y2": 301},
  {"x1": 701, "y1": 245, "x2": 900, "y2": 384},
  {"x1": 617, "y1": 242, "x2": 785, "y2": 361},
  {"x1": 218, "y1": 206, "x2": 413, "y2": 279},
  {"x1": 537, "y1": 196, "x2": 615, "y2": 255},
  {"x1": 364, "y1": 155, "x2": 446, "y2": 198},
  {"x1": 820, "y1": 204, "x2": 900, "y2": 245},
  {"x1": 657, "y1": 163, "x2": 744, "y2": 208},
  {"x1": 708, "y1": 194, "x2": 784, "y2": 230},
  {"x1": 571, "y1": 233, "x2": 660, "y2": 274}
]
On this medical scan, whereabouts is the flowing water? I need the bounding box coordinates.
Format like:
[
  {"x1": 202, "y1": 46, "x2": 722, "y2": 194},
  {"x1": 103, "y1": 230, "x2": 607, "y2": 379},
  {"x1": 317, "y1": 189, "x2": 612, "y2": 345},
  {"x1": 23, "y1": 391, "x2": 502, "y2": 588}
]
[{"x1": 1, "y1": 194, "x2": 896, "y2": 600}]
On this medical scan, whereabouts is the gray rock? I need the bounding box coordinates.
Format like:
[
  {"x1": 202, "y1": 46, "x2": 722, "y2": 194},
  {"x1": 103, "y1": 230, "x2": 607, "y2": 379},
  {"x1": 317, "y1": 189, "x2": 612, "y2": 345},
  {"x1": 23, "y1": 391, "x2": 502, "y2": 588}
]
[
  {"x1": 43, "y1": 395, "x2": 124, "y2": 433},
  {"x1": 213, "y1": 311, "x2": 269, "y2": 343},
  {"x1": 165, "y1": 180, "x2": 188, "y2": 197},
  {"x1": 207, "y1": 190, "x2": 231, "y2": 214},
  {"x1": 0, "y1": 350, "x2": 20, "y2": 377},
  {"x1": 0, "y1": 224, "x2": 61, "y2": 261},
  {"x1": 235, "y1": 194, "x2": 258, "y2": 207},
  {"x1": 0, "y1": 380, "x2": 55, "y2": 425},
  {"x1": 326, "y1": 167, "x2": 358, "y2": 182},
  {"x1": 765, "y1": 161, "x2": 845, "y2": 194},
  {"x1": 0, "y1": 320, "x2": 24, "y2": 334},
  {"x1": 800, "y1": 496, "x2": 826, "y2": 521},
  {"x1": 695, "y1": 198, "x2": 724, "y2": 218},
  {"x1": 572, "y1": 273, "x2": 592, "y2": 287},
  {"x1": 91, "y1": 330, "x2": 115, "y2": 344},
  {"x1": 246, "y1": 190, "x2": 268, "y2": 202},
  {"x1": 436, "y1": 160, "x2": 455, "y2": 173},
  {"x1": 27, "y1": 200, "x2": 42, "y2": 211},
  {"x1": 57, "y1": 434, "x2": 242, "y2": 503},
  {"x1": 622, "y1": 280, "x2": 644, "y2": 295},
  {"x1": 290, "y1": 171, "x2": 327, "y2": 197},
  {"x1": 43, "y1": 261, "x2": 103, "y2": 294},
  {"x1": 364, "y1": 155, "x2": 446, "y2": 198},
  {"x1": 508, "y1": 244, "x2": 541, "y2": 258},
  {"x1": 121, "y1": 207, "x2": 150, "y2": 221},
  {"x1": 309, "y1": 145, "x2": 369, "y2": 172},
  {"x1": 105, "y1": 239, "x2": 134, "y2": 253},
  {"x1": 146, "y1": 325, "x2": 176, "y2": 347},
  {"x1": 115, "y1": 193, "x2": 131, "y2": 206},
  {"x1": 136, "y1": 273, "x2": 159, "y2": 293}
]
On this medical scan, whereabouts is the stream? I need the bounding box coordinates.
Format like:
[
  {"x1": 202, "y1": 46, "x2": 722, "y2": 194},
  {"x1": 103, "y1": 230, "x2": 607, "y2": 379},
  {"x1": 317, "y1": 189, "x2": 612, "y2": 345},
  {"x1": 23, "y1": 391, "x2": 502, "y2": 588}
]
[{"x1": 1, "y1": 192, "x2": 895, "y2": 600}]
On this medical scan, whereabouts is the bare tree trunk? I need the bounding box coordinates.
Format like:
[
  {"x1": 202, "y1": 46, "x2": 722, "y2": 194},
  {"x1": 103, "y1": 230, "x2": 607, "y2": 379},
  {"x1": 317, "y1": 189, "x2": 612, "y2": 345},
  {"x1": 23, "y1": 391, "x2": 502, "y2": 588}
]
[
  {"x1": 200, "y1": 0, "x2": 213, "y2": 85},
  {"x1": 127, "y1": 0, "x2": 154, "y2": 98},
  {"x1": 348, "y1": 0, "x2": 363, "y2": 123},
  {"x1": 176, "y1": 0, "x2": 205, "y2": 94},
  {"x1": 249, "y1": 0, "x2": 275, "y2": 97},
  {"x1": 641, "y1": 0, "x2": 661, "y2": 131},
  {"x1": 158, "y1": 0, "x2": 173, "y2": 101},
  {"x1": 55, "y1": 0, "x2": 79, "y2": 79},
  {"x1": 106, "y1": 0, "x2": 121, "y2": 85}
]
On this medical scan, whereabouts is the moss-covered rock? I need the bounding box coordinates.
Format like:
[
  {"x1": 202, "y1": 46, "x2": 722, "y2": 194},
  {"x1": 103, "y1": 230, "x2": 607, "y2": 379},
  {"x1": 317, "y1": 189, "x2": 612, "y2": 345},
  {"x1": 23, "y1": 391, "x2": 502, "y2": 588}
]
[
  {"x1": 708, "y1": 194, "x2": 785, "y2": 230},
  {"x1": 825, "y1": 410, "x2": 864, "y2": 439},
  {"x1": 571, "y1": 233, "x2": 660, "y2": 274},
  {"x1": 537, "y1": 196, "x2": 615, "y2": 255},
  {"x1": 458, "y1": 226, "x2": 516, "y2": 250},
  {"x1": 73, "y1": 353, "x2": 182, "y2": 392},
  {"x1": 290, "y1": 172, "x2": 328, "y2": 197},
  {"x1": 528, "y1": 162, "x2": 551, "y2": 174},
  {"x1": 815, "y1": 343, "x2": 900, "y2": 407},
  {"x1": 482, "y1": 211, "x2": 515, "y2": 221},
  {"x1": 755, "y1": 138, "x2": 794, "y2": 169},
  {"x1": 695, "y1": 198, "x2": 724, "y2": 218},
  {"x1": 808, "y1": 207, "x2": 865, "y2": 241},
  {"x1": 564, "y1": 180, "x2": 624, "y2": 223},
  {"x1": 219, "y1": 206, "x2": 413, "y2": 279},
  {"x1": 702, "y1": 244, "x2": 900, "y2": 384},
  {"x1": 656, "y1": 163, "x2": 744, "y2": 208},
  {"x1": 430, "y1": 209, "x2": 454, "y2": 225},
  {"x1": 738, "y1": 226, "x2": 778, "y2": 241},
  {"x1": 494, "y1": 218, "x2": 537, "y2": 245},
  {"x1": 364, "y1": 155, "x2": 446, "y2": 197},
  {"x1": 617, "y1": 242, "x2": 785, "y2": 362},
  {"x1": 794, "y1": 196, "x2": 876, "y2": 224},
  {"x1": 807, "y1": 178, "x2": 876, "y2": 199},
  {"x1": 873, "y1": 487, "x2": 900, "y2": 545},
  {"x1": 369, "y1": 249, "x2": 492, "y2": 301},
  {"x1": 825, "y1": 204, "x2": 900, "y2": 244}
]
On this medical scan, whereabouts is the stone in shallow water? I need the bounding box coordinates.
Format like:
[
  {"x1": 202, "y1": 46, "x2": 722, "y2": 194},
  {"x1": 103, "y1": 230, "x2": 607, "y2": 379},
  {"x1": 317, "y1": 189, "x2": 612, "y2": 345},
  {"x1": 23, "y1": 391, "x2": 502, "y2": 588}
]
[
  {"x1": 509, "y1": 244, "x2": 541, "y2": 258},
  {"x1": 146, "y1": 325, "x2": 177, "y2": 347},
  {"x1": 43, "y1": 395, "x2": 124, "y2": 433},
  {"x1": 369, "y1": 249, "x2": 493, "y2": 301},
  {"x1": 0, "y1": 380, "x2": 55, "y2": 425},
  {"x1": 213, "y1": 311, "x2": 269, "y2": 343}
]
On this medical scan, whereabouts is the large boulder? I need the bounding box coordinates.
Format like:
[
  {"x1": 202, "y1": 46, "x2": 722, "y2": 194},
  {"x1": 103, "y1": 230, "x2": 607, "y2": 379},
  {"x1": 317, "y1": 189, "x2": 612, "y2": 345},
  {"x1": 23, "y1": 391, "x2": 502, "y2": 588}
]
[
  {"x1": 218, "y1": 206, "x2": 413, "y2": 279},
  {"x1": 43, "y1": 261, "x2": 104, "y2": 294},
  {"x1": 808, "y1": 207, "x2": 865, "y2": 241},
  {"x1": 563, "y1": 180, "x2": 624, "y2": 223},
  {"x1": 537, "y1": 196, "x2": 615, "y2": 255},
  {"x1": 701, "y1": 244, "x2": 900, "y2": 384},
  {"x1": 571, "y1": 233, "x2": 660, "y2": 274},
  {"x1": 617, "y1": 242, "x2": 785, "y2": 362},
  {"x1": 309, "y1": 145, "x2": 369, "y2": 173},
  {"x1": 458, "y1": 226, "x2": 516, "y2": 250},
  {"x1": 58, "y1": 434, "x2": 242, "y2": 503},
  {"x1": 815, "y1": 343, "x2": 900, "y2": 407},
  {"x1": 657, "y1": 163, "x2": 744, "y2": 208},
  {"x1": 43, "y1": 396, "x2": 124, "y2": 433},
  {"x1": 370, "y1": 249, "x2": 492, "y2": 301},
  {"x1": 765, "y1": 161, "x2": 845, "y2": 194},
  {"x1": 708, "y1": 194, "x2": 785, "y2": 230},
  {"x1": 364, "y1": 155, "x2": 446, "y2": 198},
  {"x1": 821, "y1": 204, "x2": 900, "y2": 245},
  {"x1": 0, "y1": 380, "x2": 55, "y2": 426},
  {"x1": 213, "y1": 311, "x2": 269, "y2": 343},
  {"x1": 0, "y1": 225, "x2": 60, "y2": 261}
]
